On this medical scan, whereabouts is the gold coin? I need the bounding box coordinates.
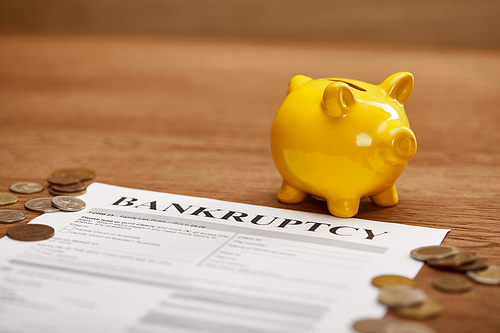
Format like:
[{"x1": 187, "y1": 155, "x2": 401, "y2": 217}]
[
  {"x1": 378, "y1": 286, "x2": 427, "y2": 308},
  {"x1": 0, "y1": 210, "x2": 26, "y2": 223},
  {"x1": 10, "y1": 182, "x2": 44, "y2": 194},
  {"x1": 452, "y1": 258, "x2": 489, "y2": 272},
  {"x1": 371, "y1": 275, "x2": 415, "y2": 288},
  {"x1": 410, "y1": 245, "x2": 459, "y2": 261},
  {"x1": 433, "y1": 275, "x2": 473, "y2": 293},
  {"x1": 7, "y1": 224, "x2": 54, "y2": 241},
  {"x1": 0, "y1": 192, "x2": 18, "y2": 206},
  {"x1": 52, "y1": 167, "x2": 95, "y2": 181},
  {"x1": 385, "y1": 321, "x2": 437, "y2": 333},
  {"x1": 390, "y1": 299, "x2": 442, "y2": 320},
  {"x1": 352, "y1": 318, "x2": 394, "y2": 333},
  {"x1": 466, "y1": 265, "x2": 500, "y2": 285},
  {"x1": 47, "y1": 174, "x2": 80, "y2": 186},
  {"x1": 49, "y1": 187, "x2": 87, "y2": 197},
  {"x1": 427, "y1": 252, "x2": 477, "y2": 269}
]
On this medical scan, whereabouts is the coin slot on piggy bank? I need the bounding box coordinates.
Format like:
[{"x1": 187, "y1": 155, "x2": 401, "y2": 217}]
[{"x1": 271, "y1": 72, "x2": 417, "y2": 218}]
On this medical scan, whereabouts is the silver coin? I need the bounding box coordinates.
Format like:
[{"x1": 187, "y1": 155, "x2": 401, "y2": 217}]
[
  {"x1": 25, "y1": 198, "x2": 60, "y2": 213},
  {"x1": 10, "y1": 182, "x2": 45, "y2": 194},
  {"x1": 378, "y1": 286, "x2": 427, "y2": 308},
  {"x1": 51, "y1": 196, "x2": 86, "y2": 212},
  {"x1": 0, "y1": 210, "x2": 26, "y2": 223}
]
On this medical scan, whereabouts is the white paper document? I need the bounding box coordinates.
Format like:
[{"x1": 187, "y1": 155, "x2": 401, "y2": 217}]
[{"x1": 0, "y1": 183, "x2": 448, "y2": 333}]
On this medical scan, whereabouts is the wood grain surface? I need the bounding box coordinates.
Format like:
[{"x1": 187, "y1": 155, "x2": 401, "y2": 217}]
[
  {"x1": 0, "y1": 34, "x2": 499, "y2": 332},
  {"x1": 1, "y1": 0, "x2": 499, "y2": 49}
]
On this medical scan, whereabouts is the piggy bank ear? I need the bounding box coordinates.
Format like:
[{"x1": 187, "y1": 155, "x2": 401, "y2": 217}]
[
  {"x1": 380, "y1": 72, "x2": 414, "y2": 105},
  {"x1": 287, "y1": 75, "x2": 313, "y2": 94},
  {"x1": 322, "y1": 81, "x2": 356, "y2": 117}
]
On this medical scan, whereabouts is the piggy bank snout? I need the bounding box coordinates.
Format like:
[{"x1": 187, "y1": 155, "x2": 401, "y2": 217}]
[{"x1": 388, "y1": 127, "x2": 417, "y2": 163}]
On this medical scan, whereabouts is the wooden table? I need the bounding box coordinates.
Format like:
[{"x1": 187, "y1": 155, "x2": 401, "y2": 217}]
[{"x1": 0, "y1": 34, "x2": 499, "y2": 332}]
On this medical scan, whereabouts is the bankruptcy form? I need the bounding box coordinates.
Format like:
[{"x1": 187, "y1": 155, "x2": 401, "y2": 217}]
[{"x1": 0, "y1": 183, "x2": 449, "y2": 333}]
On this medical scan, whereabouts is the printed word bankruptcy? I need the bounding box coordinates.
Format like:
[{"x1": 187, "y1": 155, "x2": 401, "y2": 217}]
[{"x1": 111, "y1": 196, "x2": 389, "y2": 240}]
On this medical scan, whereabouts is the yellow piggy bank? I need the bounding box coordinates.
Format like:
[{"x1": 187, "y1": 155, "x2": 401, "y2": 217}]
[{"x1": 271, "y1": 72, "x2": 417, "y2": 218}]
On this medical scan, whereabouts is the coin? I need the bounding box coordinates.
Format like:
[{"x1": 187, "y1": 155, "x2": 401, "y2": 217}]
[
  {"x1": 10, "y1": 182, "x2": 44, "y2": 194},
  {"x1": 410, "y1": 245, "x2": 459, "y2": 261},
  {"x1": 378, "y1": 286, "x2": 427, "y2": 308},
  {"x1": 49, "y1": 187, "x2": 87, "y2": 197},
  {"x1": 452, "y1": 258, "x2": 489, "y2": 272},
  {"x1": 433, "y1": 275, "x2": 473, "y2": 293},
  {"x1": 427, "y1": 252, "x2": 477, "y2": 269},
  {"x1": 47, "y1": 174, "x2": 80, "y2": 186},
  {"x1": 51, "y1": 196, "x2": 86, "y2": 212},
  {"x1": 0, "y1": 192, "x2": 18, "y2": 206},
  {"x1": 49, "y1": 181, "x2": 86, "y2": 193},
  {"x1": 390, "y1": 299, "x2": 442, "y2": 320},
  {"x1": 52, "y1": 167, "x2": 95, "y2": 181},
  {"x1": 25, "y1": 197, "x2": 60, "y2": 213},
  {"x1": 466, "y1": 265, "x2": 500, "y2": 285},
  {"x1": 0, "y1": 210, "x2": 26, "y2": 223},
  {"x1": 7, "y1": 224, "x2": 54, "y2": 241},
  {"x1": 352, "y1": 318, "x2": 393, "y2": 333},
  {"x1": 372, "y1": 275, "x2": 415, "y2": 288},
  {"x1": 385, "y1": 321, "x2": 436, "y2": 333}
]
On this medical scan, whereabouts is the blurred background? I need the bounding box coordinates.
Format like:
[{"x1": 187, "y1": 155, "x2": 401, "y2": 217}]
[
  {"x1": 0, "y1": 0, "x2": 499, "y2": 49},
  {"x1": 0, "y1": 0, "x2": 499, "y2": 204}
]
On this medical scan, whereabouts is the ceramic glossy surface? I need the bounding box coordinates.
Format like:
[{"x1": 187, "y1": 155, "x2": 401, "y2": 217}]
[{"x1": 271, "y1": 72, "x2": 417, "y2": 217}]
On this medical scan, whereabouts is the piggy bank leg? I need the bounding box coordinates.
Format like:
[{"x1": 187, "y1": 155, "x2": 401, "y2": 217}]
[
  {"x1": 326, "y1": 198, "x2": 360, "y2": 218},
  {"x1": 370, "y1": 184, "x2": 399, "y2": 207},
  {"x1": 277, "y1": 181, "x2": 307, "y2": 203}
]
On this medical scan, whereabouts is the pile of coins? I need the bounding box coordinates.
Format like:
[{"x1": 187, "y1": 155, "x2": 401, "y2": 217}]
[
  {"x1": 411, "y1": 244, "x2": 500, "y2": 286},
  {"x1": 352, "y1": 244, "x2": 500, "y2": 333},
  {"x1": 47, "y1": 167, "x2": 94, "y2": 196},
  {"x1": 2, "y1": 195, "x2": 86, "y2": 242},
  {"x1": 0, "y1": 167, "x2": 93, "y2": 241}
]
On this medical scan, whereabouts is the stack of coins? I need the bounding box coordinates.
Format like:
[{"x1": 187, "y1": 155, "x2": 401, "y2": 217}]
[
  {"x1": 411, "y1": 244, "x2": 500, "y2": 286},
  {"x1": 47, "y1": 167, "x2": 95, "y2": 196}
]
